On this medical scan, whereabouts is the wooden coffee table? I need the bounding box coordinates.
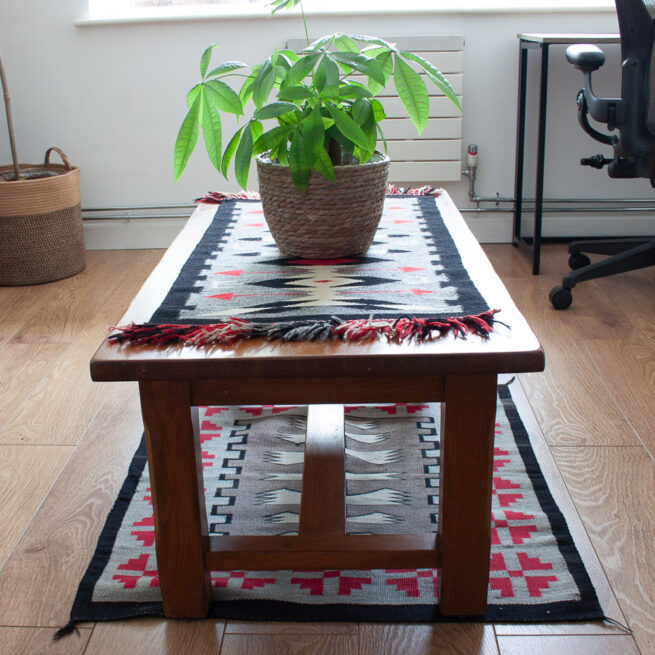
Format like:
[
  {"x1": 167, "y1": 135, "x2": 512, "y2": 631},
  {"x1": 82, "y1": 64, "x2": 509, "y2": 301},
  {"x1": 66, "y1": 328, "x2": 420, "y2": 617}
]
[{"x1": 90, "y1": 191, "x2": 544, "y2": 619}]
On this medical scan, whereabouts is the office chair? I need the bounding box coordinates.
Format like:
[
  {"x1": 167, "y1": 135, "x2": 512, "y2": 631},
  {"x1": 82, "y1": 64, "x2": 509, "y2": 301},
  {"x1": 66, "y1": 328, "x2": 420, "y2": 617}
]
[{"x1": 549, "y1": 0, "x2": 655, "y2": 309}]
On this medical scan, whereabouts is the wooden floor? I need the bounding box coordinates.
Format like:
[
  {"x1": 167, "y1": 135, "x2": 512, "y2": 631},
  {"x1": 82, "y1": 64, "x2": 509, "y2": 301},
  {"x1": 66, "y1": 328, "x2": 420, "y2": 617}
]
[{"x1": 0, "y1": 243, "x2": 653, "y2": 654}]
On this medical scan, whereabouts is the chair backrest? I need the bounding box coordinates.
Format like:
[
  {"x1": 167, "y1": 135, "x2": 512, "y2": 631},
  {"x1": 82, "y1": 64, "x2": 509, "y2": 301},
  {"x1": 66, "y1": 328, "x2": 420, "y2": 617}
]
[{"x1": 614, "y1": 0, "x2": 655, "y2": 175}]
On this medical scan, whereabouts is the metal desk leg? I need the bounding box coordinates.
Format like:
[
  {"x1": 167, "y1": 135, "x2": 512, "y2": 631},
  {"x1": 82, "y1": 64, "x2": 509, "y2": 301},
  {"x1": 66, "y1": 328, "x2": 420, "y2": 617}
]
[
  {"x1": 533, "y1": 43, "x2": 550, "y2": 275},
  {"x1": 513, "y1": 42, "x2": 529, "y2": 250},
  {"x1": 513, "y1": 40, "x2": 550, "y2": 276}
]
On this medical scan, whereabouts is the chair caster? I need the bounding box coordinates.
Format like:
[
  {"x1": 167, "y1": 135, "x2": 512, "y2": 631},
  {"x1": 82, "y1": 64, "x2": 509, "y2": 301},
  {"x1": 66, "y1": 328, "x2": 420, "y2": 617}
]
[
  {"x1": 549, "y1": 285, "x2": 573, "y2": 310},
  {"x1": 568, "y1": 252, "x2": 591, "y2": 270}
]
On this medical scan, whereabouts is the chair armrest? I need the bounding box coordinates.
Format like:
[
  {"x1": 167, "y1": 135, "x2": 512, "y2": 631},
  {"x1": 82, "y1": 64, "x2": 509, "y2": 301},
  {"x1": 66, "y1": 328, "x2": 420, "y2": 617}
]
[{"x1": 566, "y1": 44, "x2": 606, "y2": 72}]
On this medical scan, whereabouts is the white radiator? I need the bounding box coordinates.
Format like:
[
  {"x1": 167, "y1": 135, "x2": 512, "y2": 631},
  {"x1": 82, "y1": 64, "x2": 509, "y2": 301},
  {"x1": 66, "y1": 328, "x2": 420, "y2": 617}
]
[{"x1": 287, "y1": 35, "x2": 464, "y2": 185}]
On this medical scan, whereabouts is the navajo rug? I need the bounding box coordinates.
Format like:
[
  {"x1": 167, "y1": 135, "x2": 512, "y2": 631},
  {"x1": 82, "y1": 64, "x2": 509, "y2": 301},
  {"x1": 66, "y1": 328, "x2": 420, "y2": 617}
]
[
  {"x1": 109, "y1": 194, "x2": 500, "y2": 346},
  {"x1": 65, "y1": 383, "x2": 601, "y2": 626}
]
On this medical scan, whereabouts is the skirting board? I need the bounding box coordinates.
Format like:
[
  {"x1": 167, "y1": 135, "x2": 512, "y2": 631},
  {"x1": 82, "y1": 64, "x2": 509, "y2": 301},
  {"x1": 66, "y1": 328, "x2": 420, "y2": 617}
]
[{"x1": 82, "y1": 213, "x2": 655, "y2": 249}]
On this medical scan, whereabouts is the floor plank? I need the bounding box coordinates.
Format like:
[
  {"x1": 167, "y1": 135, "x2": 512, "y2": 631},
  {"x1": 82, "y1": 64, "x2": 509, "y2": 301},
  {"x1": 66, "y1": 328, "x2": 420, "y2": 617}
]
[
  {"x1": 225, "y1": 621, "x2": 358, "y2": 635},
  {"x1": 497, "y1": 634, "x2": 640, "y2": 654},
  {"x1": 9, "y1": 250, "x2": 118, "y2": 345},
  {"x1": 359, "y1": 624, "x2": 499, "y2": 655},
  {"x1": 0, "y1": 382, "x2": 143, "y2": 627},
  {"x1": 0, "y1": 342, "x2": 63, "y2": 429},
  {"x1": 84, "y1": 617, "x2": 225, "y2": 655},
  {"x1": 0, "y1": 250, "x2": 163, "y2": 446},
  {"x1": 0, "y1": 626, "x2": 92, "y2": 654},
  {"x1": 483, "y1": 245, "x2": 641, "y2": 448},
  {"x1": 0, "y1": 445, "x2": 73, "y2": 569},
  {"x1": 219, "y1": 633, "x2": 359, "y2": 655},
  {"x1": 552, "y1": 446, "x2": 655, "y2": 655},
  {"x1": 582, "y1": 338, "x2": 655, "y2": 458}
]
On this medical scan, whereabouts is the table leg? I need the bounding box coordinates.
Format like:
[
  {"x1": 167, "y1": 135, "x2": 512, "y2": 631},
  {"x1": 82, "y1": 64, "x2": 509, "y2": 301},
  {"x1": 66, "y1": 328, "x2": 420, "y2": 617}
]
[
  {"x1": 139, "y1": 380, "x2": 211, "y2": 618},
  {"x1": 438, "y1": 373, "x2": 497, "y2": 615}
]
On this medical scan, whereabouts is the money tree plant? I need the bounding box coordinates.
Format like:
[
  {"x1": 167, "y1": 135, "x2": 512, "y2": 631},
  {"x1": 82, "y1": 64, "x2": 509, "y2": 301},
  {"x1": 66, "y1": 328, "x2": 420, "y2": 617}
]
[{"x1": 174, "y1": 0, "x2": 461, "y2": 192}]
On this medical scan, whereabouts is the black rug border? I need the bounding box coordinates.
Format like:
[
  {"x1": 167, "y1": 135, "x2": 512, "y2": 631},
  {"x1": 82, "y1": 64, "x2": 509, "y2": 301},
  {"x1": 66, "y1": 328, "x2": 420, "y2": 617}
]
[
  {"x1": 148, "y1": 196, "x2": 490, "y2": 325},
  {"x1": 69, "y1": 383, "x2": 603, "y2": 625}
]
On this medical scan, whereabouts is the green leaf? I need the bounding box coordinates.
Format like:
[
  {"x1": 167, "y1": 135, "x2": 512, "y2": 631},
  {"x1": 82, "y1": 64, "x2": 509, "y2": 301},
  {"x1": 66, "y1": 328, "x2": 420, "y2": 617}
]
[
  {"x1": 283, "y1": 53, "x2": 321, "y2": 86},
  {"x1": 278, "y1": 86, "x2": 315, "y2": 102},
  {"x1": 334, "y1": 33, "x2": 359, "y2": 53},
  {"x1": 234, "y1": 123, "x2": 254, "y2": 190},
  {"x1": 314, "y1": 148, "x2": 336, "y2": 182},
  {"x1": 288, "y1": 131, "x2": 310, "y2": 192},
  {"x1": 330, "y1": 52, "x2": 385, "y2": 86},
  {"x1": 313, "y1": 59, "x2": 326, "y2": 91},
  {"x1": 239, "y1": 68, "x2": 258, "y2": 106},
  {"x1": 278, "y1": 48, "x2": 299, "y2": 63},
  {"x1": 338, "y1": 82, "x2": 373, "y2": 99},
  {"x1": 393, "y1": 54, "x2": 429, "y2": 133},
  {"x1": 370, "y1": 98, "x2": 386, "y2": 121},
  {"x1": 205, "y1": 60, "x2": 247, "y2": 78},
  {"x1": 200, "y1": 86, "x2": 222, "y2": 171},
  {"x1": 253, "y1": 124, "x2": 294, "y2": 154},
  {"x1": 365, "y1": 50, "x2": 393, "y2": 96},
  {"x1": 277, "y1": 56, "x2": 291, "y2": 73},
  {"x1": 376, "y1": 121, "x2": 388, "y2": 154},
  {"x1": 254, "y1": 101, "x2": 301, "y2": 120},
  {"x1": 425, "y1": 70, "x2": 461, "y2": 112},
  {"x1": 269, "y1": 0, "x2": 301, "y2": 15},
  {"x1": 204, "y1": 80, "x2": 243, "y2": 115},
  {"x1": 323, "y1": 55, "x2": 340, "y2": 84},
  {"x1": 174, "y1": 94, "x2": 201, "y2": 181},
  {"x1": 253, "y1": 59, "x2": 276, "y2": 108},
  {"x1": 200, "y1": 44, "x2": 216, "y2": 79},
  {"x1": 274, "y1": 65, "x2": 287, "y2": 83},
  {"x1": 305, "y1": 34, "x2": 335, "y2": 52},
  {"x1": 376, "y1": 50, "x2": 394, "y2": 84},
  {"x1": 186, "y1": 84, "x2": 201, "y2": 108},
  {"x1": 221, "y1": 125, "x2": 244, "y2": 178},
  {"x1": 351, "y1": 98, "x2": 372, "y2": 126},
  {"x1": 327, "y1": 105, "x2": 370, "y2": 150},
  {"x1": 277, "y1": 143, "x2": 289, "y2": 166},
  {"x1": 400, "y1": 51, "x2": 461, "y2": 111},
  {"x1": 347, "y1": 34, "x2": 397, "y2": 51},
  {"x1": 250, "y1": 120, "x2": 264, "y2": 143},
  {"x1": 361, "y1": 108, "x2": 377, "y2": 152},
  {"x1": 302, "y1": 105, "x2": 325, "y2": 165}
]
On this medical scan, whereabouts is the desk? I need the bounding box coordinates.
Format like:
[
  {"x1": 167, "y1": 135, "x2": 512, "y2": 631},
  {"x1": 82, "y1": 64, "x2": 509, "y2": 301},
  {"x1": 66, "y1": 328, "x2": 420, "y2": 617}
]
[
  {"x1": 513, "y1": 33, "x2": 620, "y2": 274},
  {"x1": 90, "y1": 191, "x2": 544, "y2": 619}
]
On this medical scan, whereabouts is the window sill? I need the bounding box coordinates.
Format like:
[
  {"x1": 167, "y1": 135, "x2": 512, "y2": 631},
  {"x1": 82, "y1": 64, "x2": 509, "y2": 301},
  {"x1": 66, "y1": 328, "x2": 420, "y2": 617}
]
[{"x1": 76, "y1": 0, "x2": 616, "y2": 27}]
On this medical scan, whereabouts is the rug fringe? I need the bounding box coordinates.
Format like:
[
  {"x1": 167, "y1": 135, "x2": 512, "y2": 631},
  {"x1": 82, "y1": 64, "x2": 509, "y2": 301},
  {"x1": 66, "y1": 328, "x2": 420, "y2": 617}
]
[
  {"x1": 108, "y1": 310, "x2": 502, "y2": 347},
  {"x1": 53, "y1": 621, "x2": 80, "y2": 640},
  {"x1": 601, "y1": 616, "x2": 633, "y2": 633},
  {"x1": 195, "y1": 185, "x2": 442, "y2": 204}
]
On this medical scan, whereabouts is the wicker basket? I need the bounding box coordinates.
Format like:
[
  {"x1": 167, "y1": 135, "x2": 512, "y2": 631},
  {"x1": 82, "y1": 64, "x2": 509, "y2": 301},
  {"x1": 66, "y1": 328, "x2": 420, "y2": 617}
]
[
  {"x1": 256, "y1": 152, "x2": 390, "y2": 258},
  {"x1": 0, "y1": 147, "x2": 85, "y2": 286}
]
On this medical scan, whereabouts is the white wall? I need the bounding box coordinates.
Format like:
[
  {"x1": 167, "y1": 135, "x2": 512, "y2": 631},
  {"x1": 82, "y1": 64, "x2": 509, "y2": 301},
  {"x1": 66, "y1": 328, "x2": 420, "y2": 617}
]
[{"x1": 1, "y1": 1, "x2": 652, "y2": 245}]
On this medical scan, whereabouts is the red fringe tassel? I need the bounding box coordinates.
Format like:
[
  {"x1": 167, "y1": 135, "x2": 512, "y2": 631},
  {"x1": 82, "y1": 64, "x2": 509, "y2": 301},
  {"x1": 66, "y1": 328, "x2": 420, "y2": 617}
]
[{"x1": 108, "y1": 310, "x2": 502, "y2": 348}]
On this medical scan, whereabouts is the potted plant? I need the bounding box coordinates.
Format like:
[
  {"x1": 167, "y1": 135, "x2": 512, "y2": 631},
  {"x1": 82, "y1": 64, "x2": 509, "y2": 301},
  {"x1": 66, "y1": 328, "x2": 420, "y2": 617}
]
[
  {"x1": 174, "y1": 0, "x2": 461, "y2": 257},
  {"x1": 0, "y1": 51, "x2": 85, "y2": 285}
]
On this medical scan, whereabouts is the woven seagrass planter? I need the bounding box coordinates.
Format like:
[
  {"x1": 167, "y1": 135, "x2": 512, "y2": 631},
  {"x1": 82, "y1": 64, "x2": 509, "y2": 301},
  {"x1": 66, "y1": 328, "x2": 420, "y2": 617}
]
[
  {"x1": 256, "y1": 152, "x2": 390, "y2": 258},
  {"x1": 0, "y1": 148, "x2": 85, "y2": 286}
]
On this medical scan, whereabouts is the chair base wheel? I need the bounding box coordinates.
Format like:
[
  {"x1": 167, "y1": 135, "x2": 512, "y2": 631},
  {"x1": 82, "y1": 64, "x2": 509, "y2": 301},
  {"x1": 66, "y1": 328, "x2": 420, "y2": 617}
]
[
  {"x1": 568, "y1": 253, "x2": 591, "y2": 270},
  {"x1": 549, "y1": 285, "x2": 573, "y2": 310}
]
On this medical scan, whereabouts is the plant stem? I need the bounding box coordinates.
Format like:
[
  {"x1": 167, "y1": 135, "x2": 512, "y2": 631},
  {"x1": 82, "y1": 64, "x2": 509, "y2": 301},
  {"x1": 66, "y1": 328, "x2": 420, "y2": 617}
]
[
  {"x1": 299, "y1": 0, "x2": 309, "y2": 47},
  {"x1": 328, "y1": 137, "x2": 341, "y2": 166},
  {"x1": 0, "y1": 50, "x2": 20, "y2": 181}
]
